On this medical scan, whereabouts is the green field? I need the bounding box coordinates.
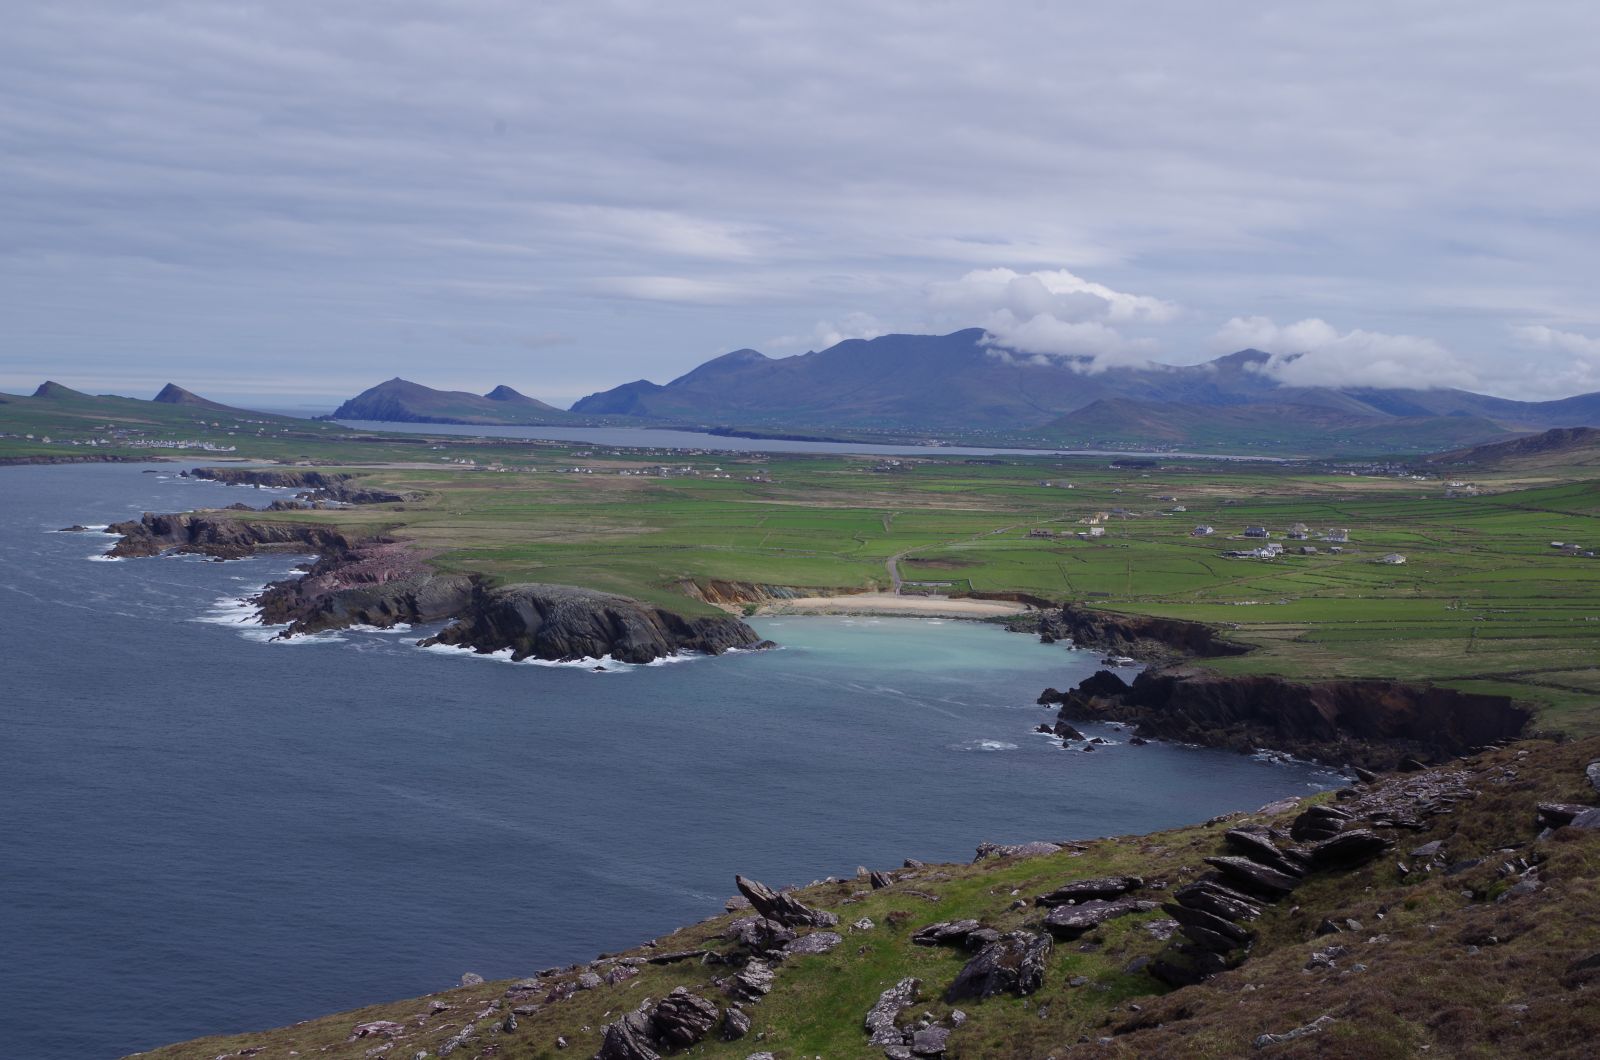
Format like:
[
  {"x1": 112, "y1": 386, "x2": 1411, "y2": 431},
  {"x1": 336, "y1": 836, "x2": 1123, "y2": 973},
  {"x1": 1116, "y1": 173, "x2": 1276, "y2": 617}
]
[
  {"x1": 7, "y1": 388, "x2": 1600, "y2": 731},
  {"x1": 186, "y1": 448, "x2": 1600, "y2": 732}
]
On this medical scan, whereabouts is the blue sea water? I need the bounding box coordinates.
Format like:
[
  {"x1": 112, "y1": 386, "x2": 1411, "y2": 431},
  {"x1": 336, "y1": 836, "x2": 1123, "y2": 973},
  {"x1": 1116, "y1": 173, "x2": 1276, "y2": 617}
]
[{"x1": 0, "y1": 463, "x2": 1332, "y2": 1059}]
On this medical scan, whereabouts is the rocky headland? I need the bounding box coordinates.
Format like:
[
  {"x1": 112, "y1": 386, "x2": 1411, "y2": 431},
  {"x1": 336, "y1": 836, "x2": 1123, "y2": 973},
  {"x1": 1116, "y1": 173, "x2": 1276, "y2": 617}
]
[
  {"x1": 102, "y1": 468, "x2": 767, "y2": 664},
  {"x1": 422, "y1": 582, "x2": 766, "y2": 664},
  {"x1": 1012, "y1": 601, "x2": 1533, "y2": 771},
  {"x1": 1010, "y1": 603, "x2": 1251, "y2": 664},
  {"x1": 1039, "y1": 666, "x2": 1531, "y2": 770}
]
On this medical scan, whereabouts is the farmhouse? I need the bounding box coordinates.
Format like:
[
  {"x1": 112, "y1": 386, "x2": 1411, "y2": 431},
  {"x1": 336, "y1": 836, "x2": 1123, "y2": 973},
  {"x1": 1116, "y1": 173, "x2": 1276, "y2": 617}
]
[
  {"x1": 1242, "y1": 526, "x2": 1270, "y2": 538},
  {"x1": 1287, "y1": 522, "x2": 1310, "y2": 539},
  {"x1": 1190, "y1": 525, "x2": 1215, "y2": 537},
  {"x1": 1378, "y1": 553, "x2": 1407, "y2": 565}
]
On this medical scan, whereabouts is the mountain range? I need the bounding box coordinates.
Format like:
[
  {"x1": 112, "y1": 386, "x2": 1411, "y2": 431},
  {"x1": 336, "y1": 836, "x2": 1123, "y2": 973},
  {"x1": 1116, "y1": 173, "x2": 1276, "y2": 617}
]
[
  {"x1": 328, "y1": 378, "x2": 573, "y2": 425},
  {"x1": 324, "y1": 329, "x2": 1600, "y2": 453}
]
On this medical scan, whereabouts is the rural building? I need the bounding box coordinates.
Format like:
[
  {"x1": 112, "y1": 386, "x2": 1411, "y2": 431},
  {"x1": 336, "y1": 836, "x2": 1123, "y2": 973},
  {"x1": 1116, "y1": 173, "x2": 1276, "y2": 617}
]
[
  {"x1": 1191, "y1": 525, "x2": 1215, "y2": 537},
  {"x1": 1378, "y1": 553, "x2": 1407, "y2": 565},
  {"x1": 1243, "y1": 526, "x2": 1270, "y2": 538},
  {"x1": 1325, "y1": 528, "x2": 1351, "y2": 543},
  {"x1": 1287, "y1": 522, "x2": 1310, "y2": 539}
]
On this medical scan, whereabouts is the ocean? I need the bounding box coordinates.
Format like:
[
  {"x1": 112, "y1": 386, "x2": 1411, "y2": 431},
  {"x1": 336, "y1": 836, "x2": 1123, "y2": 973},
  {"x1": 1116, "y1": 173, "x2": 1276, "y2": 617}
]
[{"x1": 0, "y1": 462, "x2": 1331, "y2": 1058}]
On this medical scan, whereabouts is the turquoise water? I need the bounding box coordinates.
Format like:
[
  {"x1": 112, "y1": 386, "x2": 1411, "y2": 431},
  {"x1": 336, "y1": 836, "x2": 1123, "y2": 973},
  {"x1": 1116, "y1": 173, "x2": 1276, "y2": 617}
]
[{"x1": 1, "y1": 464, "x2": 1329, "y2": 1058}]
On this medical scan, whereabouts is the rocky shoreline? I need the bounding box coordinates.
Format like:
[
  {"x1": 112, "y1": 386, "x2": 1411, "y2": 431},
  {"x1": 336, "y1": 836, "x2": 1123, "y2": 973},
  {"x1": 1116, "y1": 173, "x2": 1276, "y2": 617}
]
[
  {"x1": 1015, "y1": 604, "x2": 1532, "y2": 770},
  {"x1": 1041, "y1": 666, "x2": 1530, "y2": 771},
  {"x1": 103, "y1": 468, "x2": 768, "y2": 665}
]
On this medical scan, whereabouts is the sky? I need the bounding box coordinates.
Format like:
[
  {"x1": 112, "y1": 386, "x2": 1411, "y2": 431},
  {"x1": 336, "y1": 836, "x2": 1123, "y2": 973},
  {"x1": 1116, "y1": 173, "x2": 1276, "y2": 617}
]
[{"x1": 5, "y1": 1, "x2": 1600, "y2": 409}]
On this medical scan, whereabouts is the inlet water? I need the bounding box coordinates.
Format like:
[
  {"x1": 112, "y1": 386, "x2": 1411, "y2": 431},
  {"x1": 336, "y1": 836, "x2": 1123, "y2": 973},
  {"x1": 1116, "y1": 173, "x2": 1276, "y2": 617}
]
[{"x1": 0, "y1": 464, "x2": 1331, "y2": 1059}]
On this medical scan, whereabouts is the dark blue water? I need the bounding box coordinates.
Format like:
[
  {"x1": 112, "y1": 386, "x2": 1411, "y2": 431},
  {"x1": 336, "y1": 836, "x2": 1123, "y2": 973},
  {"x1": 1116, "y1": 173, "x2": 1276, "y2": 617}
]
[
  {"x1": 0, "y1": 463, "x2": 1331, "y2": 1059},
  {"x1": 335, "y1": 420, "x2": 1278, "y2": 460}
]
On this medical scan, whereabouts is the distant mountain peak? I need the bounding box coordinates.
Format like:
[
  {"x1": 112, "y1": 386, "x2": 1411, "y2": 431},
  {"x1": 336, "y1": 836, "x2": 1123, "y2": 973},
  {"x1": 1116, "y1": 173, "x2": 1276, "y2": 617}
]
[
  {"x1": 152, "y1": 383, "x2": 230, "y2": 409},
  {"x1": 330, "y1": 378, "x2": 568, "y2": 425},
  {"x1": 33, "y1": 380, "x2": 89, "y2": 399}
]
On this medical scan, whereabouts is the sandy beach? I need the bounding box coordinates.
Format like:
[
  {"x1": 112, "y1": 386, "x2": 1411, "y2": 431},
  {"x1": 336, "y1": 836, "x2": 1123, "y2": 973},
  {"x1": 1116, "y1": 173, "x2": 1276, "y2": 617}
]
[{"x1": 752, "y1": 592, "x2": 1031, "y2": 619}]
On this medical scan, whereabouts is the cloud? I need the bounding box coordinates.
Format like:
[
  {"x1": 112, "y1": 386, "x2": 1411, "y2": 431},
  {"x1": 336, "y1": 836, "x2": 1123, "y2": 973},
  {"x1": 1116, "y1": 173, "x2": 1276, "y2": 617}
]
[
  {"x1": 4, "y1": 2, "x2": 1600, "y2": 400},
  {"x1": 1212, "y1": 316, "x2": 1477, "y2": 390},
  {"x1": 929, "y1": 267, "x2": 1178, "y2": 325},
  {"x1": 923, "y1": 267, "x2": 1174, "y2": 370},
  {"x1": 1509, "y1": 325, "x2": 1600, "y2": 396}
]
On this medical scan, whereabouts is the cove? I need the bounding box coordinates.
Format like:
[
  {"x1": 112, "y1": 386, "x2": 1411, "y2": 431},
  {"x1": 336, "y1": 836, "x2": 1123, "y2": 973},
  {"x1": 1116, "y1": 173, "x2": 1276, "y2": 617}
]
[{"x1": 0, "y1": 464, "x2": 1332, "y2": 1059}]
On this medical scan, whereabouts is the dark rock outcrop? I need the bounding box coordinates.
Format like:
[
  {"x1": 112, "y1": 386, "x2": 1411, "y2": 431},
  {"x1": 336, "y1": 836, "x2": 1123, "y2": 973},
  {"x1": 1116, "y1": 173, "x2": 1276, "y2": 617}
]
[
  {"x1": 186, "y1": 466, "x2": 410, "y2": 504},
  {"x1": 945, "y1": 931, "x2": 1052, "y2": 1001},
  {"x1": 106, "y1": 511, "x2": 351, "y2": 560},
  {"x1": 1014, "y1": 605, "x2": 1249, "y2": 662},
  {"x1": 1035, "y1": 875, "x2": 1144, "y2": 906},
  {"x1": 1201, "y1": 857, "x2": 1299, "y2": 899},
  {"x1": 254, "y1": 542, "x2": 474, "y2": 636},
  {"x1": 1043, "y1": 898, "x2": 1157, "y2": 939},
  {"x1": 422, "y1": 583, "x2": 765, "y2": 665},
  {"x1": 734, "y1": 876, "x2": 839, "y2": 928},
  {"x1": 596, "y1": 988, "x2": 720, "y2": 1060},
  {"x1": 1040, "y1": 666, "x2": 1529, "y2": 769},
  {"x1": 865, "y1": 978, "x2": 921, "y2": 1048},
  {"x1": 1306, "y1": 829, "x2": 1394, "y2": 869}
]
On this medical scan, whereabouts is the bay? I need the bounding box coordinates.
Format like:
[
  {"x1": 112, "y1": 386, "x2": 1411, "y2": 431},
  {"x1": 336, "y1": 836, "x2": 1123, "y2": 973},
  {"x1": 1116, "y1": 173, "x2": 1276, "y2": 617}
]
[{"x1": 0, "y1": 463, "x2": 1329, "y2": 1058}]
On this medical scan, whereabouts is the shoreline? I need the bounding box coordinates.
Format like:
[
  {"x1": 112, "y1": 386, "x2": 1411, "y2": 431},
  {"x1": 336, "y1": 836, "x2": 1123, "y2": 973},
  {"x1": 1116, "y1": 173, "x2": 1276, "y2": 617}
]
[{"x1": 749, "y1": 592, "x2": 1031, "y2": 619}]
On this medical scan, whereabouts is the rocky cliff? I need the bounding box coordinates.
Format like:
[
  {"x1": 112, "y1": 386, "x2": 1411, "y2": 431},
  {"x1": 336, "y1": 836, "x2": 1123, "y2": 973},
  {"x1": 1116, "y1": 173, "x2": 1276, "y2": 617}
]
[
  {"x1": 104, "y1": 509, "x2": 767, "y2": 662},
  {"x1": 423, "y1": 582, "x2": 768, "y2": 664},
  {"x1": 106, "y1": 511, "x2": 353, "y2": 559},
  {"x1": 185, "y1": 466, "x2": 411, "y2": 504},
  {"x1": 1012, "y1": 604, "x2": 1250, "y2": 663},
  {"x1": 1040, "y1": 666, "x2": 1532, "y2": 769},
  {"x1": 252, "y1": 542, "x2": 475, "y2": 636}
]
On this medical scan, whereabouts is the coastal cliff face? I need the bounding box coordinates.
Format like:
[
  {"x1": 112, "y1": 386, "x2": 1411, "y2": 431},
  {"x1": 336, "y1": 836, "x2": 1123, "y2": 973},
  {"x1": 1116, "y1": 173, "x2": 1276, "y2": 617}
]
[
  {"x1": 1041, "y1": 666, "x2": 1531, "y2": 769},
  {"x1": 423, "y1": 582, "x2": 768, "y2": 664},
  {"x1": 1013, "y1": 604, "x2": 1251, "y2": 663},
  {"x1": 185, "y1": 466, "x2": 411, "y2": 504},
  {"x1": 106, "y1": 511, "x2": 352, "y2": 559},
  {"x1": 104, "y1": 508, "x2": 768, "y2": 662},
  {"x1": 253, "y1": 542, "x2": 474, "y2": 636}
]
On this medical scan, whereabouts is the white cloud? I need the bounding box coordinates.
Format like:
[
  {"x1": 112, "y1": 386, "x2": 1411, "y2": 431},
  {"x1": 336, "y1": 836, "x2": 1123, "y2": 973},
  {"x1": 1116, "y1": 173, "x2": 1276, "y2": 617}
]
[
  {"x1": 1509, "y1": 325, "x2": 1600, "y2": 396},
  {"x1": 929, "y1": 267, "x2": 1178, "y2": 325},
  {"x1": 923, "y1": 267, "x2": 1175, "y2": 371},
  {"x1": 981, "y1": 312, "x2": 1157, "y2": 371},
  {"x1": 1211, "y1": 316, "x2": 1477, "y2": 390}
]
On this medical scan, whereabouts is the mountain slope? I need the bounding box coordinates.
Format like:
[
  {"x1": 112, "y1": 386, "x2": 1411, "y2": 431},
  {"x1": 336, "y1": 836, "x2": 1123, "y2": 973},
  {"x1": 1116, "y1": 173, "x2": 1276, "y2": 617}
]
[
  {"x1": 1045, "y1": 398, "x2": 1514, "y2": 454},
  {"x1": 152, "y1": 383, "x2": 236, "y2": 411},
  {"x1": 570, "y1": 330, "x2": 1600, "y2": 440},
  {"x1": 329, "y1": 378, "x2": 574, "y2": 425},
  {"x1": 1428, "y1": 426, "x2": 1600, "y2": 470}
]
